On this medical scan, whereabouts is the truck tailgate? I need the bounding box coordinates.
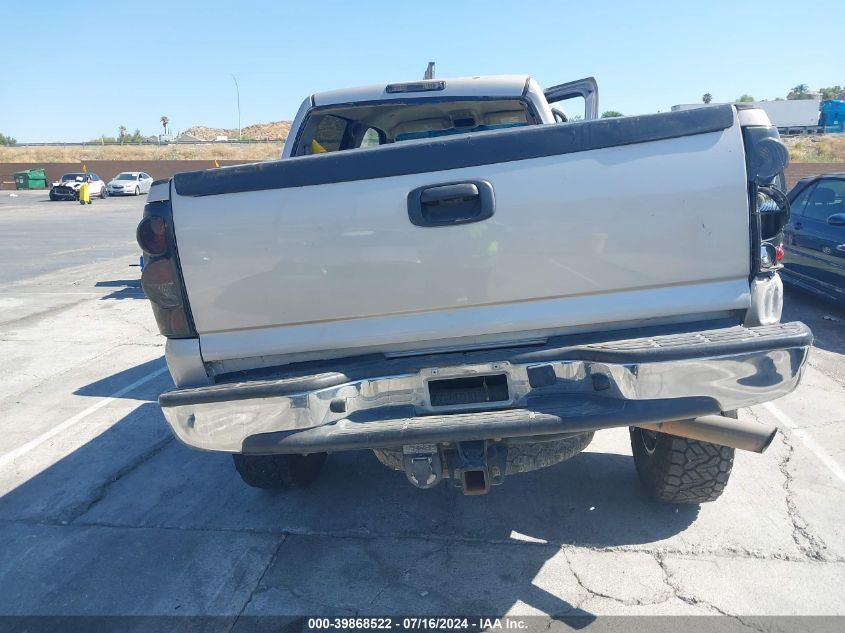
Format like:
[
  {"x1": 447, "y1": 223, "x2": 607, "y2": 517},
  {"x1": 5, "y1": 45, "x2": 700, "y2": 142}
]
[{"x1": 170, "y1": 106, "x2": 751, "y2": 364}]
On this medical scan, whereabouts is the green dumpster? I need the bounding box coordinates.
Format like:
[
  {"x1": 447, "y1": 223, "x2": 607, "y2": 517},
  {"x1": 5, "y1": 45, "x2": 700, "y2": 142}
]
[{"x1": 14, "y1": 168, "x2": 47, "y2": 190}]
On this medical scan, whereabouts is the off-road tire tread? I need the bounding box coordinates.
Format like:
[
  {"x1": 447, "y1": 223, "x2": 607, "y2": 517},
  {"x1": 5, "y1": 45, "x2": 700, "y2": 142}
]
[
  {"x1": 232, "y1": 452, "x2": 327, "y2": 489},
  {"x1": 630, "y1": 413, "x2": 736, "y2": 504},
  {"x1": 505, "y1": 432, "x2": 594, "y2": 474}
]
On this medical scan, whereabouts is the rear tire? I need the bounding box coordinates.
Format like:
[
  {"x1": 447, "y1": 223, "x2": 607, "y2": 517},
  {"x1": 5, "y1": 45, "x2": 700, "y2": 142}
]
[
  {"x1": 233, "y1": 452, "x2": 327, "y2": 489},
  {"x1": 101, "y1": 187, "x2": 108, "y2": 199},
  {"x1": 630, "y1": 411, "x2": 736, "y2": 504},
  {"x1": 134, "y1": 186, "x2": 140, "y2": 196}
]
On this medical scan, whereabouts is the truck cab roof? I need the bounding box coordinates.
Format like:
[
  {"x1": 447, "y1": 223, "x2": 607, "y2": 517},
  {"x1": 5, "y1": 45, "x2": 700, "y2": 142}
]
[
  {"x1": 312, "y1": 74, "x2": 532, "y2": 107},
  {"x1": 285, "y1": 74, "x2": 551, "y2": 159}
]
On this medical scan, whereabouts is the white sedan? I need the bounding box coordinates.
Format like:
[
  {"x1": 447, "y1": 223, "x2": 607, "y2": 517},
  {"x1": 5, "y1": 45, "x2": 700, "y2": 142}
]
[{"x1": 107, "y1": 172, "x2": 154, "y2": 196}]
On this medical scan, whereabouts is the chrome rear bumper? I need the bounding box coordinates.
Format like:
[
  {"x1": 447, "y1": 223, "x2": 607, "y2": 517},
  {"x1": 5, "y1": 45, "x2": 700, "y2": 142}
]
[{"x1": 159, "y1": 322, "x2": 812, "y2": 454}]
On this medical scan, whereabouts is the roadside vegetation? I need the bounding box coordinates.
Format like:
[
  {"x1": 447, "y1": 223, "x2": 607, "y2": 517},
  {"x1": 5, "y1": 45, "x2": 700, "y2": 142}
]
[
  {"x1": 2, "y1": 136, "x2": 844, "y2": 164},
  {"x1": 0, "y1": 142, "x2": 283, "y2": 162},
  {"x1": 2, "y1": 125, "x2": 843, "y2": 165},
  {"x1": 783, "y1": 134, "x2": 845, "y2": 163}
]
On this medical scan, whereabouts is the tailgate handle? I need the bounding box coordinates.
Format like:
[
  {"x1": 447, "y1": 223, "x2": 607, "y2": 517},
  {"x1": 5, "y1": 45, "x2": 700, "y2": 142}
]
[
  {"x1": 420, "y1": 183, "x2": 478, "y2": 204},
  {"x1": 408, "y1": 180, "x2": 495, "y2": 227}
]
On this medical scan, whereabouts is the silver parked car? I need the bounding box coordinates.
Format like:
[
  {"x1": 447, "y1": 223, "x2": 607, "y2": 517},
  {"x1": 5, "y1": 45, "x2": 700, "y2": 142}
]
[{"x1": 107, "y1": 172, "x2": 154, "y2": 196}]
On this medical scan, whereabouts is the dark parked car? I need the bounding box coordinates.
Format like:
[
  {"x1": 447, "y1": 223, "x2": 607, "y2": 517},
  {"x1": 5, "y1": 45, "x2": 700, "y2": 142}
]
[{"x1": 782, "y1": 174, "x2": 845, "y2": 305}]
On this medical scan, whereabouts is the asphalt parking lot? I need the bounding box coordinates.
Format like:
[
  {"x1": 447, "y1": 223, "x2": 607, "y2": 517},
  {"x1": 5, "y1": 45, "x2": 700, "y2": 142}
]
[{"x1": 1, "y1": 189, "x2": 845, "y2": 629}]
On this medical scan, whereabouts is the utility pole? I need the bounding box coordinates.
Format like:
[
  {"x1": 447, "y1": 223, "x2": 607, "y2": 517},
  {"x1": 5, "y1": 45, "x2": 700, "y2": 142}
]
[{"x1": 231, "y1": 74, "x2": 241, "y2": 140}]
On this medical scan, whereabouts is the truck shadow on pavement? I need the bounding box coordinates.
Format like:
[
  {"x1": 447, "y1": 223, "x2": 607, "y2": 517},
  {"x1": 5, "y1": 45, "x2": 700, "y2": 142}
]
[
  {"x1": 95, "y1": 279, "x2": 144, "y2": 301},
  {"x1": 73, "y1": 356, "x2": 167, "y2": 400},
  {"x1": 0, "y1": 379, "x2": 699, "y2": 619}
]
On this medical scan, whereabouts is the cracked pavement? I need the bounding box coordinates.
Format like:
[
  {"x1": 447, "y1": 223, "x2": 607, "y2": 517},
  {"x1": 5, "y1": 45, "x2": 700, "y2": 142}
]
[{"x1": 1, "y1": 191, "x2": 845, "y2": 625}]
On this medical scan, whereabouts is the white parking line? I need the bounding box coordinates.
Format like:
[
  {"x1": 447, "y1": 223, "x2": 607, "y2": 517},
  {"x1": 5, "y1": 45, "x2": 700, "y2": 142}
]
[
  {"x1": 763, "y1": 401, "x2": 845, "y2": 486},
  {"x1": 0, "y1": 365, "x2": 169, "y2": 469}
]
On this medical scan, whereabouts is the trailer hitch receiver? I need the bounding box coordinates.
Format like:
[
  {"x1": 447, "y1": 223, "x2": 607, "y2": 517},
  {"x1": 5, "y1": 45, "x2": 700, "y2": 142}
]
[{"x1": 445, "y1": 441, "x2": 508, "y2": 495}]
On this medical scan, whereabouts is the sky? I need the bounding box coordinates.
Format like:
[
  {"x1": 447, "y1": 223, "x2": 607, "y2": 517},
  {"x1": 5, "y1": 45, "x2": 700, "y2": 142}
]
[{"x1": 0, "y1": 0, "x2": 841, "y2": 142}]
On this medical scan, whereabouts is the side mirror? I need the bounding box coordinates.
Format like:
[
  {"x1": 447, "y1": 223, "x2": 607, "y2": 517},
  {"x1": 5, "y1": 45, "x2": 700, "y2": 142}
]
[{"x1": 827, "y1": 213, "x2": 845, "y2": 227}]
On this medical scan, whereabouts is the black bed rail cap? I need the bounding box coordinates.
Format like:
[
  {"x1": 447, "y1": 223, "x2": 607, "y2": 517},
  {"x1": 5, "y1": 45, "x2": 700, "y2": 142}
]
[{"x1": 173, "y1": 104, "x2": 735, "y2": 197}]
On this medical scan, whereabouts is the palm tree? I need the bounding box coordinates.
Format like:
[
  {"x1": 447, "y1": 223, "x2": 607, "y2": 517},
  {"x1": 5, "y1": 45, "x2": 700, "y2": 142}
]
[
  {"x1": 118, "y1": 125, "x2": 127, "y2": 144},
  {"x1": 702, "y1": 93, "x2": 712, "y2": 104},
  {"x1": 160, "y1": 115, "x2": 169, "y2": 135}
]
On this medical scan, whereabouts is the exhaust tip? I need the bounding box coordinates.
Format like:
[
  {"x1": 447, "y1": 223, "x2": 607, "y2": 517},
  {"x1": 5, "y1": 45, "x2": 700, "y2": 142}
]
[
  {"x1": 461, "y1": 469, "x2": 490, "y2": 495},
  {"x1": 759, "y1": 426, "x2": 778, "y2": 453}
]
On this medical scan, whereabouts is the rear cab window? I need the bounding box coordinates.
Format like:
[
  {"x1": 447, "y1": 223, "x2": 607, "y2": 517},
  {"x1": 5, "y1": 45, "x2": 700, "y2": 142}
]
[{"x1": 294, "y1": 99, "x2": 536, "y2": 157}]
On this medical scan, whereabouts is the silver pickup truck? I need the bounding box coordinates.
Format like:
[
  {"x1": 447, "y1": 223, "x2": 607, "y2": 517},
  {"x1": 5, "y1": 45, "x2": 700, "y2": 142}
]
[{"x1": 138, "y1": 74, "x2": 810, "y2": 501}]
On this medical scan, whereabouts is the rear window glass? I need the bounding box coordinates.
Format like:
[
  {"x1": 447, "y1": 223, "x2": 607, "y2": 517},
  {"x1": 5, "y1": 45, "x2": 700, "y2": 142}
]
[{"x1": 296, "y1": 99, "x2": 533, "y2": 157}]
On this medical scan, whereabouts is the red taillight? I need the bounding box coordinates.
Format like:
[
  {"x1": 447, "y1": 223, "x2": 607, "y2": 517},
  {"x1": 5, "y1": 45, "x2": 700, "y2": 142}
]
[
  {"x1": 136, "y1": 216, "x2": 167, "y2": 256},
  {"x1": 775, "y1": 245, "x2": 784, "y2": 262}
]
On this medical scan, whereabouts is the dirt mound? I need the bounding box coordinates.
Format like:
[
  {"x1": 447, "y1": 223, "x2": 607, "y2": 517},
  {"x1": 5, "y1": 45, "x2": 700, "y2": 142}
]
[{"x1": 182, "y1": 121, "x2": 291, "y2": 141}]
